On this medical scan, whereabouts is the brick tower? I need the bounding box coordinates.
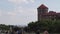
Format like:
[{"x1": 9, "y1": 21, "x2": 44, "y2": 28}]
[{"x1": 37, "y1": 4, "x2": 48, "y2": 21}]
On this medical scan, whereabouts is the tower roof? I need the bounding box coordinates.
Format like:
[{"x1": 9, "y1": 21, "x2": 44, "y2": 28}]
[{"x1": 38, "y1": 4, "x2": 48, "y2": 9}]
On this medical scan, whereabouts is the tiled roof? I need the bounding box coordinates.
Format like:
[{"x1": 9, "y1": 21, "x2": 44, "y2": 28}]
[
  {"x1": 38, "y1": 4, "x2": 48, "y2": 9},
  {"x1": 41, "y1": 12, "x2": 60, "y2": 16},
  {"x1": 41, "y1": 12, "x2": 57, "y2": 16}
]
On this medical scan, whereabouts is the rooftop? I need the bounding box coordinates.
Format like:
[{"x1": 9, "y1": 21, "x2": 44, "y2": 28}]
[{"x1": 38, "y1": 4, "x2": 48, "y2": 9}]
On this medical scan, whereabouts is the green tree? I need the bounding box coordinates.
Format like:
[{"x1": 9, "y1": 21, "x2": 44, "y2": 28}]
[{"x1": 28, "y1": 20, "x2": 60, "y2": 33}]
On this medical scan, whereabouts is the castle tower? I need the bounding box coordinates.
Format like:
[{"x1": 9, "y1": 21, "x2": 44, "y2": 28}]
[{"x1": 37, "y1": 4, "x2": 48, "y2": 21}]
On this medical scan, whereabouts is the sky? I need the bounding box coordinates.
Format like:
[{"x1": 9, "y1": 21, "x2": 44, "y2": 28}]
[{"x1": 0, "y1": 0, "x2": 60, "y2": 26}]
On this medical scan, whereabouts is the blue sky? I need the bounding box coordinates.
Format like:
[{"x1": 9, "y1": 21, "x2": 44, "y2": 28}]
[{"x1": 0, "y1": 0, "x2": 60, "y2": 26}]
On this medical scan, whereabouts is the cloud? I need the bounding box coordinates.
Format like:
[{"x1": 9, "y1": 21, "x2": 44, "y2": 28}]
[
  {"x1": 7, "y1": 7, "x2": 23, "y2": 16},
  {"x1": 7, "y1": 6, "x2": 37, "y2": 25},
  {"x1": 8, "y1": 0, "x2": 35, "y2": 4},
  {"x1": 0, "y1": 0, "x2": 36, "y2": 25},
  {"x1": 7, "y1": 6, "x2": 37, "y2": 16},
  {"x1": 30, "y1": 0, "x2": 35, "y2": 3}
]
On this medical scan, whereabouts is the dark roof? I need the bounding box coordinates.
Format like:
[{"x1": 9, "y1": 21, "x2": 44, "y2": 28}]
[
  {"x1": 38, "y1": 4, "x2": 48, "y2": 9},
  {"x1": 41, "y1": 12, "x2": 60, "y2": 16},
  {"x1": 42, "y1": 12, "x2": 57, "y2": 16}
]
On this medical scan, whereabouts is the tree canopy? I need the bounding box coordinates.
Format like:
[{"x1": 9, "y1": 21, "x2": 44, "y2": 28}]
[{"x1": 27, "y1": 20, "x2": 60, "y2": 33}]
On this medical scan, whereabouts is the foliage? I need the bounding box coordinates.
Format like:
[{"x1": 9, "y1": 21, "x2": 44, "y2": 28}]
[{"x1": 27, "y1": 20, "x2": 60, "y2": 33}]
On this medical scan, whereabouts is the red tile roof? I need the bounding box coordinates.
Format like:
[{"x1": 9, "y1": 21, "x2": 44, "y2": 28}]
[
  {"x1": 41, "y1": 11, "x2": 57, "y2": 16},
  {"x1": 38, "y1": 4, "x2": 48, "y2": 9}
]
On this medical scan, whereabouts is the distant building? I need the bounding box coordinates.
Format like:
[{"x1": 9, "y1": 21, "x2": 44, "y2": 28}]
[{"x1": 37, "y1": 4, "x2": 60, "y2": 21}]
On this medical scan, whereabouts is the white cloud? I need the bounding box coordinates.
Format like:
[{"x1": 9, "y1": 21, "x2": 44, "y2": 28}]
[
  {"x1": 30, "y1": 0, "x2": 35, "y2": 3},
  {"x1": 0, "y1": 0, "x2": 36, "y2": 25},
  {"x1": 7, "y1": 6, "x2": 37, "y2": 16},
  {"x1": 1, "y1": 0, "x2": 36, "y2": 25},
  {"x1": 8, "y1": 0, "x2": 28, "y2": 4},
  {"x1": 8, "y1": 12, "x2": 16, "y2": 16},
  {"x1": 7, "y1": 6, "x2": 37, "y2": 25},
  {"x1": 7, "y1": 7, "x2": 23, "y2": 16},
  {"x1": 8, "y1": 0, "x2": 35, "y2": 4}
]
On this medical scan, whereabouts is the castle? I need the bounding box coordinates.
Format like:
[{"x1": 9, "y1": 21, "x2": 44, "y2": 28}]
[{"x1": 37, "y1": 4, "x2": 60, "y2": 21}]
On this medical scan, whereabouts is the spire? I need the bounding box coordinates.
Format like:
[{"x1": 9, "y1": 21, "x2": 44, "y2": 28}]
[{"x1": 38, "y1": 4, "x2": 48, "y2": 9}]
